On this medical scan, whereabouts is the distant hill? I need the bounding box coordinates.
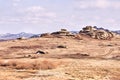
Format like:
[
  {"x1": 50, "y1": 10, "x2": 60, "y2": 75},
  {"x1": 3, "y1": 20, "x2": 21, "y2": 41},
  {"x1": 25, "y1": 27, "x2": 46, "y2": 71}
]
[{"x1": 0, "y1": 32, "x2": 35, "y2": 40}]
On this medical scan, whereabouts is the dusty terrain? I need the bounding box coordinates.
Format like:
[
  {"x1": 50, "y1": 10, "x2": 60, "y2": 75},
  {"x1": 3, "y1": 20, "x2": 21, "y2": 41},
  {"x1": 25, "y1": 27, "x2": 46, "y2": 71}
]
[{"x1": 0, "y1": 35, "x2": 120, "y2": 80}]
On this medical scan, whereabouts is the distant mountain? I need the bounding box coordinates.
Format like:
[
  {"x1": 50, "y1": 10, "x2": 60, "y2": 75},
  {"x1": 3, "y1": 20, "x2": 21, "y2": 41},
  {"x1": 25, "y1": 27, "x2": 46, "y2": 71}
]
[
  {"x1": 70, "y1": 31, "x2": 79, "y2": 34},
  {"x1": 112, "y1": 30, "x2": 120, "y2": 34},
  {"x1": 0, "y1": 32, "x2": 35, "y2": 40},
  {"x1": 30, "y1": 34, "x2": 41, "y2": 38},
  {"x1": 93, "y1": 26, "x2": 120, "y2": 34}
]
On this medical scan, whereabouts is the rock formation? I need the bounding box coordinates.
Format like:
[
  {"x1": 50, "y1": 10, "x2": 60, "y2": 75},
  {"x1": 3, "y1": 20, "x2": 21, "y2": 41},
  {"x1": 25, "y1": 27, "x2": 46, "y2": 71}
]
[
  {"x1": 41, "y1": 29, "x2": 75, "y2": 38},
  {"x1": 79, "y1": 26, "x2": 114, "y2": 40},
  {"x1": 51, "y1": 29, "x2": 74, "y2": 36}
]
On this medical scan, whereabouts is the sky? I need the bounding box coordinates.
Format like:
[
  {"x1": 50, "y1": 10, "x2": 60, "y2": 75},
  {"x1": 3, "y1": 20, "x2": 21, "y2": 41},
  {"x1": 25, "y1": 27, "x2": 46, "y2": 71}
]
[{"x1": 0, "y1": 0, "x2": 120, "y2": 34}]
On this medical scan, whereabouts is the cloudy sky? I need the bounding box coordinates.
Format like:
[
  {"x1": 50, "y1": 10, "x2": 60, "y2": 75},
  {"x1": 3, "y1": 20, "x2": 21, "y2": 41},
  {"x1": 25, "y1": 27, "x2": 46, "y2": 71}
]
[{"x1": 0, "y1": 0, "x2": 120, "y2": 33}]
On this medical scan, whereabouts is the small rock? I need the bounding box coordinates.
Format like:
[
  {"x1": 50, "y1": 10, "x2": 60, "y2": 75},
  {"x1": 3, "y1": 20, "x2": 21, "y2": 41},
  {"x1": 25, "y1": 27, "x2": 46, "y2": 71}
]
[
  {"x1": 36, "y1": 50, "x2": 47, "y2": 54},
  {"x1": 57, "y1": 45, "x2": 67, "y2": 48},
  {"x1": 17, "y1": 37, "x2": 26, "y2": 40}
]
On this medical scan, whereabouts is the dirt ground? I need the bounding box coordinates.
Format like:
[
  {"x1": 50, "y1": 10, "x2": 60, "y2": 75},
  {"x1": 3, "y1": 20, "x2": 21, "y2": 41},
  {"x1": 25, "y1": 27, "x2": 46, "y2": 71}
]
[{"x1": 0, "y1": 36, "x2": 120, "y2": 80}]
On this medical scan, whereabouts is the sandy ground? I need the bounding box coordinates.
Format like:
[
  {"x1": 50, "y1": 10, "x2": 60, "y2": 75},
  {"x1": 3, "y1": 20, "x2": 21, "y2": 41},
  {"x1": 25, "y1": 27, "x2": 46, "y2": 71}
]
[{"x1": 0, "y1": 36, "x2": 120, "y2": 80}]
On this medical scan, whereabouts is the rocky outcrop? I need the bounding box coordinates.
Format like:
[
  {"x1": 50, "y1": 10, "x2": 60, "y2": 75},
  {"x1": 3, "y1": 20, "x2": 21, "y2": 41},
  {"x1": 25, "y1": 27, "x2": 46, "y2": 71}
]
[
  {"x1": 41, "y1": 29, "x2": 75, "y2": 38},
  {"x1": 51, "y1": 29, "x2": 74, "y2": 36},
  {"x1": 40, "y1": 33, "x2": 54, "y2": 38},
  {"x1": 79, "y1": 26, "x2": 114, "y2": 40}
]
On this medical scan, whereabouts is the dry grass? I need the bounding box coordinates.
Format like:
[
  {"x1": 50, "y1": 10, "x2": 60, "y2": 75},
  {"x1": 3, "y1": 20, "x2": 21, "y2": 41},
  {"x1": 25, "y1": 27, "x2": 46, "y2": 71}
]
[
  {"x1": 0, "y1": 59, "x2": 59, "y2": 70},
  {"x1": 0, "y1": 36, "x2": 120, "y2": 80}
]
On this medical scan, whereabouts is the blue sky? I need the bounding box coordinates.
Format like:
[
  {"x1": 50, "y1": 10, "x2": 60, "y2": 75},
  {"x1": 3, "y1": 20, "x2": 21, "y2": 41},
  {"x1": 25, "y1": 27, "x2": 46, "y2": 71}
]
[{"x1": 0, "y1": 0, "x2": 120, "y2": 33}]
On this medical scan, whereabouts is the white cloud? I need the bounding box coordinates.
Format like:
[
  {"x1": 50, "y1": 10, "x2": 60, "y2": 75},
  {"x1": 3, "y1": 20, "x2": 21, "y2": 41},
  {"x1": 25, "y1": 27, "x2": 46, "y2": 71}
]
[
  {"x1": 0, "y1": 6, "x2": 57, "y2": 24},
  {"x1": 75, "y1": 0, "x2": 120, "y2": 9},
  {"x1": 0, "y1": 16, "x2": 21, "y2": 24},
  {"x1": 96, "y1": 0, "x2": 109, "y2": 8},
  {"x1": 19, "y1": 6, "x2": 56, "y2": 18},
  {"x1": 13, "y1": 0, "x2": 21, "y2": 1},
  {"x1": 25, "y1": 6, "x2": 45, "y2": 12},
  {"x1": 105, "y1": 19, "x2": 116, "y2": 23},
  {"x1": 12, "y1": 0, "x2": 21, "y2": 6}
]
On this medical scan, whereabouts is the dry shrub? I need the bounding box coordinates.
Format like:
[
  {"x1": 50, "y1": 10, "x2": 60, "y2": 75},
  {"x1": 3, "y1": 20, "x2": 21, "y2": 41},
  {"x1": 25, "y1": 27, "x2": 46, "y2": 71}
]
[
  {"x1": 38, "y1": 60, "x2": 57, "y2": 70},
  {"x1": 0, "y1": 60, "x2": 19, "y2": 68},
  {"x1": 0, "y1": 60, "x2": 59, "y2": 70},
  {"x1": 29, "y1": 60, "x2": 57, "y2": 70}
]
